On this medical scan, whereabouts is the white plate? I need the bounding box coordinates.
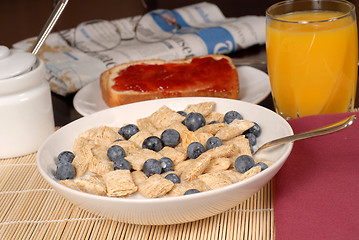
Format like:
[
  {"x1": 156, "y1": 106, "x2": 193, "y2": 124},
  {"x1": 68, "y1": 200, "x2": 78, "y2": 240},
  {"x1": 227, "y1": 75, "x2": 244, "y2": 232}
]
[
  {"x1": 38, "y1": 97, "x2": 292, "y2": 225},
  {"x1": 73, "y1": 66, "x2": 271, "y2": 116}
]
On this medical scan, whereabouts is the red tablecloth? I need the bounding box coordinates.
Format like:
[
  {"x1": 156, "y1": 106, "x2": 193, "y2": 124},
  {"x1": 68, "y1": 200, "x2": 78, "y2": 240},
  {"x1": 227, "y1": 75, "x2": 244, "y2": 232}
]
[{"x1": 274, "y1": 112, "x2": 359, "y2": 239}]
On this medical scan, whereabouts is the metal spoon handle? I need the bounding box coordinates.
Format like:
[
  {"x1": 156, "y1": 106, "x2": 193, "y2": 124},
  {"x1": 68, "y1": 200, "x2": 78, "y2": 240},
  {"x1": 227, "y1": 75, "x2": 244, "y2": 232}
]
[
  {"x1": 31, "y1": 0, "x2": 69, "y2": 55},
  {"x1": 231, "y1": 58, "x2": 267, "y2": 66},
  {"x1": 254, "y1": 114, "x2": 357, "y2": 155}
]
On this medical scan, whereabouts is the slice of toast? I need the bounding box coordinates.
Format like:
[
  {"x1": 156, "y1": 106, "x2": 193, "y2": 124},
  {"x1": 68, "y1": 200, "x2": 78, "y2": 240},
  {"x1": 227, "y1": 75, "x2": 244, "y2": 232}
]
[{"x1": 100, "y1": 55, "x2": 239, "y2": 107}]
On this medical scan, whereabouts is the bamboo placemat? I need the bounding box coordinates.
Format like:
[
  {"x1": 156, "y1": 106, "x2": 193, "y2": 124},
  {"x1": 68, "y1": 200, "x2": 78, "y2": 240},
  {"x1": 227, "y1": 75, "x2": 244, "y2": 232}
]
[{"x1": 0, "y1": 152, "x2": 274, "y2": 240}]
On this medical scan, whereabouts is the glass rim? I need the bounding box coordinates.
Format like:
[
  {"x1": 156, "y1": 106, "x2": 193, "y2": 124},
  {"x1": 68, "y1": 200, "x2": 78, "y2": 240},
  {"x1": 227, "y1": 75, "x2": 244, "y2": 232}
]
[{"x1": 266, "y1": 0, "x2": 356, "y2": 24}]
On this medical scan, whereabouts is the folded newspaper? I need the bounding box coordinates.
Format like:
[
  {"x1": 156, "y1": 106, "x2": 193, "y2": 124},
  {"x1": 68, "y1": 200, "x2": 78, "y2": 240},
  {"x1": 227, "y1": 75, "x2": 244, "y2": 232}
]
[{"x1": 13, "y1": 2, "x2": 265, "y2": 96}]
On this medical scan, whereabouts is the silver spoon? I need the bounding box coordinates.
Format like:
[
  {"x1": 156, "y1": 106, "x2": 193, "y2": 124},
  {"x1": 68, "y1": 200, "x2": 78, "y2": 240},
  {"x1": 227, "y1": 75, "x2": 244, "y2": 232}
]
[
  {"x1": 231, "y1": 58, "x2": 267, "y2": 66},
  {"x1": 31, "y1": 0, "x2": 69, "y2": 55},
  {"x1": 254, "y1": 114, "x2": 357, "y2": 155}
]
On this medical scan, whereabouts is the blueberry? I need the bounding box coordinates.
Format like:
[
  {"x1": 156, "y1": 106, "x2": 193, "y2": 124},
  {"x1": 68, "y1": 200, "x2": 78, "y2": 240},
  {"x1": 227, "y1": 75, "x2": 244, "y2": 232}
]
[
  {"x1": 113, "y1": 158, "x2": 131, "y2": 170},
  {"x1": 224, "y1": 110, "x2": 243, "y2": 124},
  {"x1": 209, "y1": 120, "x2": 220, "y2": 124},
  {"x1": 206, "y1": 136, "x2": 222, "y2": 150},
  {"x1": 177, "y1": 111, "x2": 187, "y2": 117},
  {"x1": 245, "y1": 132, "x2": 257, "y2": 146},
  {"x1": 119, "y1": 124, "x2": 139, "y2": 140},
  {"x1": 107, "y1": 145, "x2": 126, "y2": 161},
  {"x1": 184, "y1": 189, "x2": 200, "y2": 195},
  {"x1": 161, "y1": 129, "x2": 180, "y2": 148},
  {"x1": 142, "y1": 136, "x2": 163, "y2": 152},
  {"x1": 254, "y1": 162, "x2": 268, "y2": 171},
  {"x1": 56, "y1": 162, "x2": 75, "y2": 180},
  {"x1": 142, "y1": 158, "x2": 162, "y2": 177},
  {"x1": 245, "y1": 122, "x2": 262, "y2": 137},
  {"x1": 165, "y1": 173, "x2": 181, "y2": 184},
  {"x1": 234, "y1": 155, "x2": 255, "y2": 173},
  {"x1": 57, "y1": 151, "x2": 75, "y2": 164},
  {"x1": 184, "y1": 112, "x2": 206, "y2": 131},
  {"x1": 159, "y1": 157, "x2": 174, "y2": 173},
  {"x1": 187, "y1": 142, "x2": 205, "y2": 159},
  {"x1": 250, "y1": 144, "x2": 254, "y2": 154}
]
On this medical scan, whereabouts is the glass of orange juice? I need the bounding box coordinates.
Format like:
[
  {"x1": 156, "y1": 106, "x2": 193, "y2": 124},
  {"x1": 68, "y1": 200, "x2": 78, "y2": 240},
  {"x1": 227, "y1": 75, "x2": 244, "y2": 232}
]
[{"x1": 266, "y1": 0, "x2": 358, "y2": 119}]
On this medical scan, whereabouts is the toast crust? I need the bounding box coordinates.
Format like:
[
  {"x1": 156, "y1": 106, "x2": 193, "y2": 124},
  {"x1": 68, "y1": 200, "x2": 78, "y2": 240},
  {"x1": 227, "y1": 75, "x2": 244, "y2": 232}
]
[{"x1": 100, "y1": 55, "x2": 239, "y2": 107}]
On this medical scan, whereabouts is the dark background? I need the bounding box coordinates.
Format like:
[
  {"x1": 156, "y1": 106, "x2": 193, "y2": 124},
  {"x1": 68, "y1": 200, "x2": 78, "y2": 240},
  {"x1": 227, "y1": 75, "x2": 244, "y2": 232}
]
[
  {"x1": 1, "y1": 0, "x2": 358, "y2": 126},
  {"x1": 2, "y1": 0, "x2": 357, "y2": 48}
]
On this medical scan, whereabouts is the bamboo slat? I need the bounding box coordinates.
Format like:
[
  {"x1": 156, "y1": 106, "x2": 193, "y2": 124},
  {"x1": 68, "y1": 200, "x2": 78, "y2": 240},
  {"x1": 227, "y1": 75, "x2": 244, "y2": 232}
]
[{"x1": 0, "y1": 153, "x2": 274, "y2": 240}]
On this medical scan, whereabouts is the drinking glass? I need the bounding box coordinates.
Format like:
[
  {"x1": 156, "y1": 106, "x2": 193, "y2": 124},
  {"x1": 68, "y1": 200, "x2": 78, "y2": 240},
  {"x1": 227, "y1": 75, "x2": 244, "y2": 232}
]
[{"x1": 266, "y1": 0, "x2": 358, "y2": 119}]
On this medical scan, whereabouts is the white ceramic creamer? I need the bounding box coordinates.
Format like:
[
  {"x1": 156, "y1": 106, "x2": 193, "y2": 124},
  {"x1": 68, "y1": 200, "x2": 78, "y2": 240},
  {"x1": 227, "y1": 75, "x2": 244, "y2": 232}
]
[{"x1": 0, "y1": 46, "x2": 55, "y2": 158}]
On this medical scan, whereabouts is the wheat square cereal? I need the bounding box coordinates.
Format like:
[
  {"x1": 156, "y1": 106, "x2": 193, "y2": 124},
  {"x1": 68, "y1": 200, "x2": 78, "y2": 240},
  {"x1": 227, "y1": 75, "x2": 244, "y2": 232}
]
[
  {"x1": 181, "y1": 153, "x2": 212, "y2": 182},
  {"x1": 60, "y1": 179, "x2": 81, "y2": 191},
  {"x1": 104, "y1": 170, "x2": 138, "y2": 197},
  {"x1": 221, "y1": 169, "x2": 243, "y2": 183},
  {"x1": 183, "y1": 102, "x2": 215, "y2": 117},
  {"x1": 173, "y1": 160, "x2": 192, "y2": 175},
  {"x1": 138, "y1": 174, "x2": 174, "y2": 198},
  {"x1": 215, "y1": 119, "x2": 255, "y2": 140},
  {"x1": 159, "y1": 146, "x2": 187, "y2": 165},
  {"x1": 224, "y1": 136, "x2": 252, "y2": 156},
  {"x1": 132, "y1": 170, "x2": 148, "y2": 186},
  {"x1": 88, "y1": 156, "x2": 113, "y2": 176},
  {"x1": 198, "y1": 172, "x2": 232, "y2": 190},
  {"x1": 204, "y1": 157, "x2": 231, "y2": 173},
  {"x1": 195, "y1": 122, "x2": 226, "y2": 135},
  {"x1": 137, "y1": 117, "x2": 158, "y2": 134},
  {"x1": 72, "y1": 144, "x2": 93, "y2": 177},
  {"x1": 110, "y1": 140, "x2": 139, "y2": 156},
  {"x1": 149, "y1": 105, "x2": 185, "y2": 129},
  {"x1": 128, "y1": 130, "x2": 152, "y2": 147},
  {"x1": 74, "y1": 176, "x2": 107, "y2": 196},
  {"x1": 239, "y1": 166, "x2": 262, "y2": 181},
  {"x1": 205, "y1": 111, "x2": 225, "y2": 123},
  {"x1": 79, "y1": 126, "x2": 120, "y2": 146},
  {"x1": 126, "y1": 148, "x2": 162, "y2": 171}
]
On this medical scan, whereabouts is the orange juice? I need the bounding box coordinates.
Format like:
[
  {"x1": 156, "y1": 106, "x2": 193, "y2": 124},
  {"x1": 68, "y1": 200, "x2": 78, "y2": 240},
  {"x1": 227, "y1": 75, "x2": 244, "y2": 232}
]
[{"x1": 266, "y1": 10, "x2": 358, "y2": 118}]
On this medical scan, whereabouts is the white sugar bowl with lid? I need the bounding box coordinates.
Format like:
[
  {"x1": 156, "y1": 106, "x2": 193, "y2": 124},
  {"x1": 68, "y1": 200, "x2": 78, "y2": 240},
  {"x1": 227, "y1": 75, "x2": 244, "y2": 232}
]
[{"x1": 0, "y1": 45, "x2": 55, "y2": 158}]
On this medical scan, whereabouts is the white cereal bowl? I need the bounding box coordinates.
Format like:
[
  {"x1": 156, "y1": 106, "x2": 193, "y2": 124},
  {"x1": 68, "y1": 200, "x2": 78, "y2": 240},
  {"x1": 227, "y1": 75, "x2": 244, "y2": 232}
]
[{"x1": 37, "y1": 97, "x2": 293, "y2": 225}]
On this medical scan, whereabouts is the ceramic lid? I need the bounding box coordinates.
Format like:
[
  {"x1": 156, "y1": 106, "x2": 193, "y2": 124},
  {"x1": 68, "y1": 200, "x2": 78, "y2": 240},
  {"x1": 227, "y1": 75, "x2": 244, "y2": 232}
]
[{"x1": 0, "y1": 45, "x2": 37, "y2": 80}]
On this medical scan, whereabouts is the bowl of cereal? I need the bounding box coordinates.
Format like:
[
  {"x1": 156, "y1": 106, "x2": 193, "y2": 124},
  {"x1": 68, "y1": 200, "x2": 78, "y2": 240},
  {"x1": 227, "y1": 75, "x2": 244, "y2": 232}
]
[{"x1": 37, "y1": 97, "x2": 293, "y2": 225}]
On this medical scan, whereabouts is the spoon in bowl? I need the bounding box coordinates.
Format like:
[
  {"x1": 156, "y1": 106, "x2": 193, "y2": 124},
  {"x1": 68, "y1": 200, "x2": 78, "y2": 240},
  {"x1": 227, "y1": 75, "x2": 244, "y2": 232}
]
[{"x1": 253, "y1": 114, "x2": 357, "y2": 155}]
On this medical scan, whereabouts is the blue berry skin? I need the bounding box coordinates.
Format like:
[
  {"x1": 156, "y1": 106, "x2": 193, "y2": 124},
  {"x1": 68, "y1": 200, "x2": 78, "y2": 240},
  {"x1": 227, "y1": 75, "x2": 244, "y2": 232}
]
[
  {"x1": 187, "y1": 142, "x2": 205, "y2": 159},
  {"x1": 177, "y1": 111, "x2": 187, "y2": 117},
  {"x1": 57, "y1": 151, "x2": 75, "y2": 164},
  {"x1": 107, "y1": 145, "x2": 126, "y2": 162},
  {"x1": 159, "y1": 157, "x2": 174, "y2": 173},
  {"x1": 254, "y1": 162, "x2": 268, "y2": 171},
  {"x1": 113, "y1": 158, "x2": 132, "y2": 170},
  {"x1": 245, "y1": 132, "x2": 257, "y2": 146},
  {"x1": 209, "y1": 120, "x2": 220, "y2": 125},
  {"x1": 184, "y1": 112, "x2": 206, "y2": 131},
  {"x1": 142, "y1": 136, "x2": 163, "y2": 152},
  {"x1": 244, "y1": 122, "x2": 262, "y2": 137},
  {"x1": 119, "y1": 124, "x2": 139, "y2": 140},
  {"x1": 165, "y1": 173, "x2": 181, "y2": 184},
  {"x1": 234, "y1": 155, "x2": 255, "y2": 173},
  {"x1": 142, "y1": 159, "x2": 162, "y2": 177},
  {"x1": 161, "y1": 129, "x2": 180, "y2": 148},
  {"x1": 184, "y1": 189, "x2": 200, "y2": 195},
  {"x1": 56, "y1": 162, "x2": 75, "y2": 180},
  {"x1": 223, "y1": 110, "x2": 243, "y2": 124},
  {"x1": 206, "y1": 136, "x2": 222, "y2": 150}
]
